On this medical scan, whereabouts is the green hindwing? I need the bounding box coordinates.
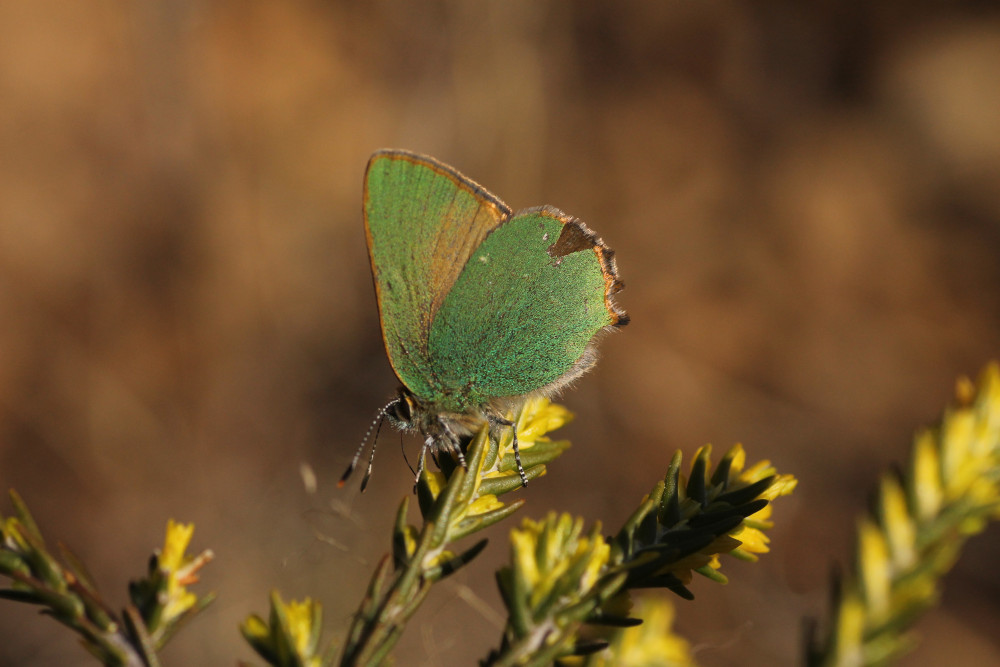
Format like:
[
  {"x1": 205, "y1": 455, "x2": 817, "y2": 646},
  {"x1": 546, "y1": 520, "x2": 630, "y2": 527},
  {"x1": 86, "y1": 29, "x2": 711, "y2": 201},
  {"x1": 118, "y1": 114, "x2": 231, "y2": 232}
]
[{"x1": 428, "y1": 208, "x2": 618, "y2": 411}]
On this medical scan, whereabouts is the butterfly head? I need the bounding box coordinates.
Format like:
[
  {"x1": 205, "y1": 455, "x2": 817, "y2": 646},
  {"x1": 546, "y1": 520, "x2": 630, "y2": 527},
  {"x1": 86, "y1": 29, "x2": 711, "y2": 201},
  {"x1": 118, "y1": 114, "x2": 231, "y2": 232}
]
[
  {"x1": 340, "y1": 388, "x2": 469, "y2": 492},
  {"x1": 383, "y1": 389, "x2": 419, "y2": 432}
]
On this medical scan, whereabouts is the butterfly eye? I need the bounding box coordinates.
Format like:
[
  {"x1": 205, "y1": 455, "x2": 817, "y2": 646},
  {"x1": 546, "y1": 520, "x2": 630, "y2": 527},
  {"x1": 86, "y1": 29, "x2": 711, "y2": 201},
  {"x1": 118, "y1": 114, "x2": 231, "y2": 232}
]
[
  {"x1": 404, "y1": 395, "x2": 419, "y2": 420},
  {"x1": 388, "y1": 393, "x2": 413, "y2": 424}
]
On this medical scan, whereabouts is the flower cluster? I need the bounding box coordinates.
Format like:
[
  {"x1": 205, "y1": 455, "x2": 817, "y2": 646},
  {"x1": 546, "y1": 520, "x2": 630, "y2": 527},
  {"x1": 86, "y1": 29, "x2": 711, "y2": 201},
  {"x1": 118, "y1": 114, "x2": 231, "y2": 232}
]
[
  {"x1": 808, "y1": 362, "x2": 1000, "y2": 666},
  {"x1": 578, "y1": 596, "x2": 696, "y2": 667},
  {"x1": 485, "y1": 444, "x2": 797, "y2": 666},
  {"x1": 399, "y1": 398, "x2": 572, "y2": 573},
  {"x1": 496, "y1": 513, "x2": 611, "y2": 660},
  {"x1": 0, "y1": 496, "x2": 214, "y2": 665},
  {"x1": 242, "y1": 591, "x2": 328, "y2": 667},
  {"x1": 610, "y1": 444, "x2": 797, "y2": 597},
  {"x1": 129, "y1": 519, "x2": 215, "y2": 644},
  {"x1": 338, "y1": 397, "x2": 573, "y2": 666}
]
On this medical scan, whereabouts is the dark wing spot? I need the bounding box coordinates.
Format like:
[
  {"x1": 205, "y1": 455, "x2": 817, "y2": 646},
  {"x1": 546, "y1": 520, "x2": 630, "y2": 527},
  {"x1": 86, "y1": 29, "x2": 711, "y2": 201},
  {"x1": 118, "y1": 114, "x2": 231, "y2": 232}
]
[{"x1": 547, "y1": 220, "x2": 598, "y2": 259}]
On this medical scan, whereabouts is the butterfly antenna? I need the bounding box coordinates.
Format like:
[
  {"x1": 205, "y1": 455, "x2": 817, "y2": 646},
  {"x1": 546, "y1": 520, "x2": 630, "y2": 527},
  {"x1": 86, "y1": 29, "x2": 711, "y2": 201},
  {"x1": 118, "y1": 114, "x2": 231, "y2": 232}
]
[
  {"x1": 359, "y1": 417, "x2": 384, "y2": 493},
  {"x1": 339, "y1": 400, "x2": 393, "y2": 490}
]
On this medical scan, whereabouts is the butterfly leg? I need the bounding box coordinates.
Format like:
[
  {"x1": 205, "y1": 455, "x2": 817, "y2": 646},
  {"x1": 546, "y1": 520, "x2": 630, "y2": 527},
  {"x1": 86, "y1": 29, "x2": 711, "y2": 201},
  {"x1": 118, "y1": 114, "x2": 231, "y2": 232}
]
[
  {"x1": 486, "y1": 412, "x2": 527, "y2": 487},
  {"x1": 440, "y1": 421, "x2": 467, "y2": 468},
  {"x1": 413, "y1": 436, "x2": 432, "y2": 492}
]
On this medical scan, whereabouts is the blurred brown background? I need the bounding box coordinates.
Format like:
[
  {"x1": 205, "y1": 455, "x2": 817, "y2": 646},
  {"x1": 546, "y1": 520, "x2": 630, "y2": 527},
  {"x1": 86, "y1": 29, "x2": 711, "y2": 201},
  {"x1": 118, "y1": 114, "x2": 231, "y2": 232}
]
[{"x1": 1, "y1": 2, "x2": 998, "y2": 665}]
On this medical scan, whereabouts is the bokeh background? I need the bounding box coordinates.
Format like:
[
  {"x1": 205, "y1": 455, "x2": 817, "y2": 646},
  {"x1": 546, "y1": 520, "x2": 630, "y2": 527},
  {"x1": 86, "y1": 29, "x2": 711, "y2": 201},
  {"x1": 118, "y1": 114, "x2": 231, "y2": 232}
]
[{"x1": 1, "y1": 2, "x2": 998, "y2": 665}]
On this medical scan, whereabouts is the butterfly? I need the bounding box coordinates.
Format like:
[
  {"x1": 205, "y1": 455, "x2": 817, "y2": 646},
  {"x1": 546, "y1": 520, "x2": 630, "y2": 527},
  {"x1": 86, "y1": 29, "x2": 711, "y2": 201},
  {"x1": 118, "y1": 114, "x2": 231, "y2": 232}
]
[{"x1": 341, "y1": 150, "x2": 627, "y2": 490}]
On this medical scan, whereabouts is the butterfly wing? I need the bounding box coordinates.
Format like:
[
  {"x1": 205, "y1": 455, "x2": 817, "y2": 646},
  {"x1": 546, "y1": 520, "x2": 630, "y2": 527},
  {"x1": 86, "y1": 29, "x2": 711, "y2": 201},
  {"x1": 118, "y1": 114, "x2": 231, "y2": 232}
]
[
  {"x1": 364, "y1": 150, "x2": 511, "y2": 402},
  {"x1": 427, "y1": 206, "x2": 627, "y2": 411}
]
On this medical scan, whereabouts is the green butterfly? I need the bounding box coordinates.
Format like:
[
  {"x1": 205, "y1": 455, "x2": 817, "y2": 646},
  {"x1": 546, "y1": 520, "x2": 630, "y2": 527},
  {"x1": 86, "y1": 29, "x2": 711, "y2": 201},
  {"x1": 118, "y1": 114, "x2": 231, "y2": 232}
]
[{"x1": 342, "y1": 150, "x2": 628, "y2": 490}]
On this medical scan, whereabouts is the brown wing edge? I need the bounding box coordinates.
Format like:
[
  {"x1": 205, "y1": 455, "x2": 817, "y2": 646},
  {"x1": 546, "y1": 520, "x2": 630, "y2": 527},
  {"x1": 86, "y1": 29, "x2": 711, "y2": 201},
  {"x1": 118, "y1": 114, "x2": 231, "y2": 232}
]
[
  {"x1": 365, "y1": 149, "x2": 513, "y2": 222},
  {"x1": 531, "y1": 204, "x2": 629, "y2": 328}
]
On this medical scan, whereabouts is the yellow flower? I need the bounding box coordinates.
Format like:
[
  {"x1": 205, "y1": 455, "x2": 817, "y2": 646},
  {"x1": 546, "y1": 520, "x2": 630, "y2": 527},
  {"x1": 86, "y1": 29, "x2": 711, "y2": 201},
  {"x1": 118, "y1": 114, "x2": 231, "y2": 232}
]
[
  {"x1": 510, "y1": 513, "x2": 610, "y2": 611},
  {"x1": 467, "y1": 493, "x2": 504, "y2": 515},
  {"x1": 494, "y1": 398, "x2": 572, "y2": 465},
  {"x1": 724, "y1": 447, "x2": 798, "y2": 559},
  {"x1": 516, "y1": 398, "x2": 573, "y2": 443},
  {"x1": 422, "y1": 470, "x2": 447, "y2": 498},
  {"x1": 732, "y1": 523, "x2": 771, "y2": 556},
  {"x1": 593, "y1": 596, "x2": 696, "y2": 667},
  {"x1": 160, "y1": 520, "x2": 193, "y2": 572},
  {"x1": 283, "y1": 597, "x2": 322, "y2": 663},
  {"x1": 159, "y1": 520, "x2": 211, "y2": 625},
  {"x1": 242, "y1": 592, "x2": 324, "y2": 667},
  {"x1": 813, "y1": 363, "x2": 1000, "y2": 666}
]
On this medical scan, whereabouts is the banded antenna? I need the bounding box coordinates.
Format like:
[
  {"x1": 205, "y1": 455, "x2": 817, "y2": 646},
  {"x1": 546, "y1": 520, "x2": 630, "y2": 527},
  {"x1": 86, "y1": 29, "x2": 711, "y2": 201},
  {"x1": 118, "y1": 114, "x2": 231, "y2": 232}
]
[{"x1": 338, "y1": 399, "x2": 395, "y2": 492}]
